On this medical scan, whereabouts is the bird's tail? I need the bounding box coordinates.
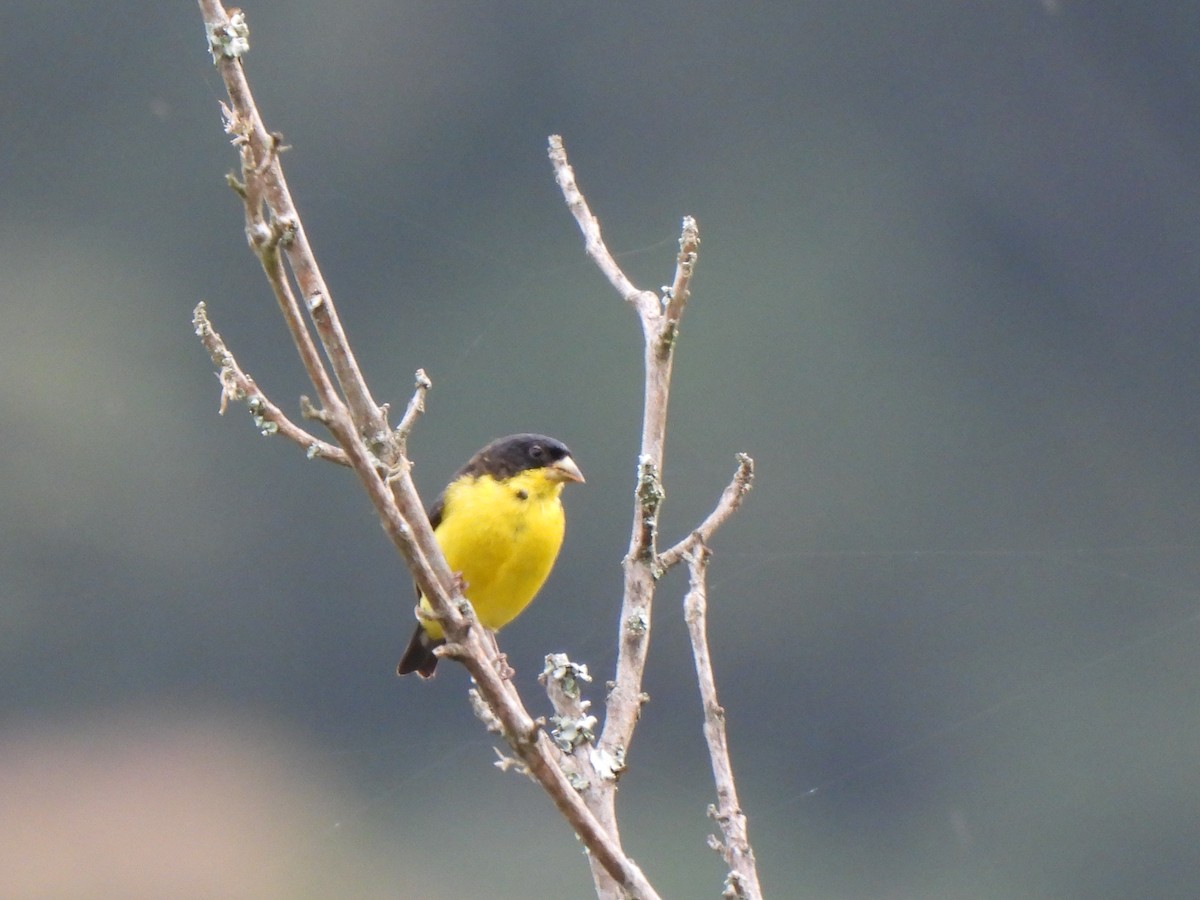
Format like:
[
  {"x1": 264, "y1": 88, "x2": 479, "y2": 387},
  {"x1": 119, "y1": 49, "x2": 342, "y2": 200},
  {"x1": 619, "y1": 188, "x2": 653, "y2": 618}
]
[{"x1": 397, "y1": 625, "x2": 443, "y2": 678}]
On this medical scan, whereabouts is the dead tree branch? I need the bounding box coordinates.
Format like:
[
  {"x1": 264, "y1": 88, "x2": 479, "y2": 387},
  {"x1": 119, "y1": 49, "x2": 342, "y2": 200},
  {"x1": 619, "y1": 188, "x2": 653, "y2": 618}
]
[
  {"x1": 193, "y1": 300, "x2": 349, "y2": 463},
  {"x1": 659, "y1": 453, "x2": 756, "y2": 570},
  {"x1": 548, "y1": 136, "x2": 759, "y2": 899},
  {"x1": 684, "y1": 545, "x2": 764, "y2": 900},
  {"x1": 196, "y1": 4, "x2": 660, "y2": 897}
]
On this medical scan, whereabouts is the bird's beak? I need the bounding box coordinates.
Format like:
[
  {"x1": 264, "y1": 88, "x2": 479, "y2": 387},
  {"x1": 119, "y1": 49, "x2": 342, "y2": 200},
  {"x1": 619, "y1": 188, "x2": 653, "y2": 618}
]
[{"x1": 546, "y1": 455, "x2": 585, "y2": 484}]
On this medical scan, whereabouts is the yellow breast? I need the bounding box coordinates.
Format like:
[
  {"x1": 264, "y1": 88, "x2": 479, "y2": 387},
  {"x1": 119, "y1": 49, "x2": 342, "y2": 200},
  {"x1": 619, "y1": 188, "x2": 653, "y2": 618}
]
[{"x1": 421, "y1": 469, "x2": 567, "y2": 637}]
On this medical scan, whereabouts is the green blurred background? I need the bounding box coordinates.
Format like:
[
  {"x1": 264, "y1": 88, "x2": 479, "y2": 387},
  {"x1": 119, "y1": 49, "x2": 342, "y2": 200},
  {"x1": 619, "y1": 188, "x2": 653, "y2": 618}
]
[{"x1": 4, "y1": 2, "x2": 1200, "y2": 897}]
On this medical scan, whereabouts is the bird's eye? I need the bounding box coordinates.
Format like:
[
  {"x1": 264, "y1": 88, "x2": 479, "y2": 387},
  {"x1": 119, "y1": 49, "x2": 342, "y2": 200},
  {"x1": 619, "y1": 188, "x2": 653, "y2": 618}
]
[{"x1": 529, "y1": 444, "x2": 545, "y2": 460}]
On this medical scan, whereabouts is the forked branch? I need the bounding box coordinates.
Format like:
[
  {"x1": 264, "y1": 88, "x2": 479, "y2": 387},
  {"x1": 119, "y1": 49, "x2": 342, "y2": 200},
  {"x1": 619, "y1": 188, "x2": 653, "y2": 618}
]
[
  {"x1": 193, "y1": 300, "x2": 349, "y2": 464},
  {"x1": 548, "y1": 136, "x2": 759, "y2": 899},
  {"x1": 196, "y1": 4, "x2": 659, "y2": 897}
]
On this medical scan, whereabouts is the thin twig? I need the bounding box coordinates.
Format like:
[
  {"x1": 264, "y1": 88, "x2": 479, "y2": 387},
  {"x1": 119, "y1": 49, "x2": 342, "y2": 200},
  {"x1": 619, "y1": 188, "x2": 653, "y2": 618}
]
[
  {"x1": 394, "y1": 369, "x2": 432, "y2": 444},
  {"x1": 192, "y1": 301, "x2": 349, "y2": 463},
  {"x1": 663, "y1": 216, "x2": 699, "y2": 325},
  {"x1": 683, "y1": 546, "x2": 763, "y2": 900},
  {"x1": 659, "y1": 453, "x2": 755, "y2": 571},
  {"x1": 548, "y1": 135, "x2": 660, "y2": 321}
]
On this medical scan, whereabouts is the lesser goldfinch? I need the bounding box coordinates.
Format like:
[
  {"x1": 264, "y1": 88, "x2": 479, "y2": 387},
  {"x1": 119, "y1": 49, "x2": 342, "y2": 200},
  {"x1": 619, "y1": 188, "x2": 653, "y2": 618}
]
[{"x1": 397, "y1": 433, "x2": 585, "y2": 678}]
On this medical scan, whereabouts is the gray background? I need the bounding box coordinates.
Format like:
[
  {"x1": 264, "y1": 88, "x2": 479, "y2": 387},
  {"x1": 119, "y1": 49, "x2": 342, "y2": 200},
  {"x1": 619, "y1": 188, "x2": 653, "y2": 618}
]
[{"x1": 4, "y1": 2, "x2": 1200, "y2": 897}]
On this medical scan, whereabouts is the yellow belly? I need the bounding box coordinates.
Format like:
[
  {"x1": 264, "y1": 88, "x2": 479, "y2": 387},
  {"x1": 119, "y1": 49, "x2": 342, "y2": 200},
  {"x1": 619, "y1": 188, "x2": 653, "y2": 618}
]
[{"x1": 421, "y1": 470, "x2": 566, "y2": 639}]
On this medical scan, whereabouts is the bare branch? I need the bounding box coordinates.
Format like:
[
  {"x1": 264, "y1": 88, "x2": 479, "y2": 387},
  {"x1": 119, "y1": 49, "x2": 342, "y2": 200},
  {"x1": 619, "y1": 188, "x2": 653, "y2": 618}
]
[
  {"x1": 192, "y1": 301, "x2": 349, "y2": 464},
  {"x1": 548, "y1": 136, "x2": 695, "y2": 767},
  {"x1": 549, "y1": 139, "x2": 678, "y2": 764},
  {"x1": 202, "y1": 0, "x2": 386, "y2": 440},
  {"x1": 550, "y1": 137, "x2": 688, "y2": 897},
  {"x1": 659, "y1": 453, "x2": 755, "y2": 571},
  {"x1": 662, "y1": 217, "x2": 700, "y2": 328},
  {"x1": 394, "y1": 369, "x2": 432, "y2": 444},
  {"x1": 551, "y1": 135, "x2": 761, "y2": 900},
  {"x1": 539, "y1": 654, "x2": 623, "y2": 789},
  {"x1": 602, "y1": 215, "x2": 698, "y2": 761},
  {"x1": 683, "y1": 546, "x2": 763, "y2": 900},
  {"x1": 197, "y1": 7, "x2": 660, "y2": 897},
  {"x1": 548, "y1": 135, "x2": 660, "y2": 322}
]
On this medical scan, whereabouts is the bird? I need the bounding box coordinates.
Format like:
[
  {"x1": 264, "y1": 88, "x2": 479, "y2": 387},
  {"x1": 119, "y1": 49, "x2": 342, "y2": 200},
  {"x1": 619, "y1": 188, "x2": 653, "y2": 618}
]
[{"x1": 397, "y1": 433, "x2": 585, "y2": 678}]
